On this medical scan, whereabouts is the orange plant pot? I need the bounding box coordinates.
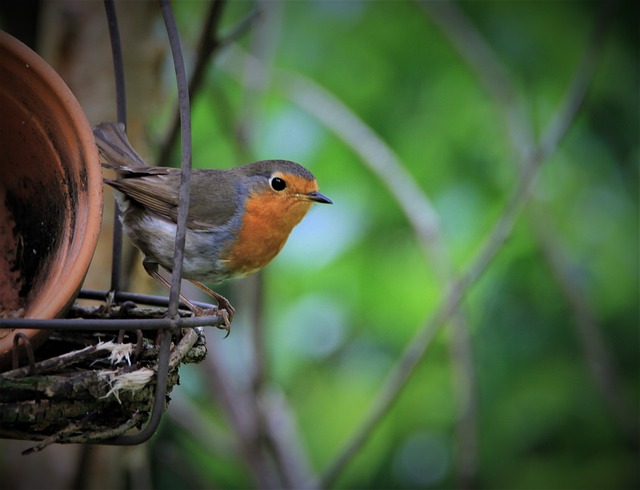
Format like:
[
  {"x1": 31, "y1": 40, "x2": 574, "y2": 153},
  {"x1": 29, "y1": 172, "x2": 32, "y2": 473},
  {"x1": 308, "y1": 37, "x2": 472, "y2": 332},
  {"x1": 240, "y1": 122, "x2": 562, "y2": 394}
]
[{"x1": 0, "y1": 31, "x2": 103, "y2": 367}]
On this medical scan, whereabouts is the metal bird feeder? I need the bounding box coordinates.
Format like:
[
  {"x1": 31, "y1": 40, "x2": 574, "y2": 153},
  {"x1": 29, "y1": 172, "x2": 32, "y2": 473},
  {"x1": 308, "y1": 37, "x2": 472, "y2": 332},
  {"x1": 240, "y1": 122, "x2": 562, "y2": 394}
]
[{"x1": 0, "y1": 0, "x2": 222, "y2": 453}]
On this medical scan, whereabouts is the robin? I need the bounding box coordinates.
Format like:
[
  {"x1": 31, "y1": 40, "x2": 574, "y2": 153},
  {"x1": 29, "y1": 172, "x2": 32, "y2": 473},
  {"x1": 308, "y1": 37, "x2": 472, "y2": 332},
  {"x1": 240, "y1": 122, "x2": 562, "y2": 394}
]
[{"x1": 93, "y1": 122, "x2": 332, "y2": 335}]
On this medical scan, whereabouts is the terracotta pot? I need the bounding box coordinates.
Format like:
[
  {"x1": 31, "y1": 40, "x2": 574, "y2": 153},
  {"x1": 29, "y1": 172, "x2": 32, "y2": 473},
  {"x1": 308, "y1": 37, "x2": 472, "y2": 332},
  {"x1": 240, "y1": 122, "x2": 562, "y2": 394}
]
[{"x1": 0, "y1": 32, "x2": 103, "y2": 367}]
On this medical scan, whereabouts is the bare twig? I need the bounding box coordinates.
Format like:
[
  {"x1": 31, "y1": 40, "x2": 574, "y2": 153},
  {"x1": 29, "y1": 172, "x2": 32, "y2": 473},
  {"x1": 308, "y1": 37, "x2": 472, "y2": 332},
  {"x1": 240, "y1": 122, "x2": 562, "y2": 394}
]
[
  {"x1": 238, "y1": 4, "x2": 316, "y2": 486},
  {"x1": 157, "y1": 1, "x2": 261, "y2": 167},
  {"x1": 533, "y1": 6, "x2": 636, "y2": 445},
  {"x1": 285, "y1": 74, "x2": 449, "y2": 272},
  {"x1": 426, "y1": 0, "x2": 634, "y2": 453},
  {"x1": 419, "y1": 0, "x2": 535, "y2": 157},
  {"x1": 206, "y1": 39, "x2": 480, "y2": 487},
  {"x1": 155, "y1": 3, "x2": 312, "y2": 487},
  {"x1": 449, "y1": 311, "x2": 478, "y2": 489},
  {"x1": 223, "y1": 34, "x2": 477, "y2": 488},
  {"x1": 202, "y1": 334, "x2": 282, "y2": 488},
  {"x1": 22, "y1": 413, "x2": 146, "y2": 455},
  {"x1": 316, "y1": 4, "x2": 609, "y2": 486},
  {"x1": 157, "y1": 0, "x2": 225, "y2": 167},
  {"x1": 279, "y1": 70, "x2": 479, "y2": 489},
  {"x1": 416, "y1": 5, "x2": 536, "y2": 485},
  {"x1": 531, "y1": 208, "x2": 640, "y2": 448},
  {"x1": 217, "y1": 2, "x2": 613, "y2": 486},
  {"x1": 237, "y1": 0, "x2": 281, "y2": 410},
  {"x1": 167, "y1": 392, "x2": 237, "y2": 458},
  {"x1": 261, "y1": 387, "x2": 318, "y2": 488}
]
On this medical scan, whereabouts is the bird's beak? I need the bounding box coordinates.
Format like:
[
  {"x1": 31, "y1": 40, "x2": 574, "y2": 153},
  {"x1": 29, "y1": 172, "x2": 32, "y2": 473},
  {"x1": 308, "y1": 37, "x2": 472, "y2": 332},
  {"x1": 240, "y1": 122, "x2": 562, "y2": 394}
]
[{"x1": 304, "y1": 191, "x2": 333, "y2": 204}]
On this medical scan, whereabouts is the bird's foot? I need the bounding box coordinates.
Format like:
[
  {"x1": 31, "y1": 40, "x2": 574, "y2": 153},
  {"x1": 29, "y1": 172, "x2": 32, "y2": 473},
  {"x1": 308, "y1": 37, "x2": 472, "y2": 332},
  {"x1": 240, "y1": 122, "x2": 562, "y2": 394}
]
[
  {"x1": 191, "y1": 302, "x2": 234, "y2": 338},
  {"x1": 186, "y1": 281, "x2": 235, "y2": 337}
]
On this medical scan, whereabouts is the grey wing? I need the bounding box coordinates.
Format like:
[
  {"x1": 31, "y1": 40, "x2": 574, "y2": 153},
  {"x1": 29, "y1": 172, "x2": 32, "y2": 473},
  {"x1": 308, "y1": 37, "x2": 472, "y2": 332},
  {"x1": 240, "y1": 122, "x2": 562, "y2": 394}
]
[{"x1": 107, "y1": 169, "x2": 240, "y2": 231}]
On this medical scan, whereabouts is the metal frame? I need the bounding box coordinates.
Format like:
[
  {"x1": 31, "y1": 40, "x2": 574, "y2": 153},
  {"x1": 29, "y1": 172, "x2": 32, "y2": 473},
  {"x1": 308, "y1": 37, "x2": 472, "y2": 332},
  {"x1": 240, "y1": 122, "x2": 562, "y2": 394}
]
[{"x1": 0, "y1": 0, "x2": 207, "y2": 446}]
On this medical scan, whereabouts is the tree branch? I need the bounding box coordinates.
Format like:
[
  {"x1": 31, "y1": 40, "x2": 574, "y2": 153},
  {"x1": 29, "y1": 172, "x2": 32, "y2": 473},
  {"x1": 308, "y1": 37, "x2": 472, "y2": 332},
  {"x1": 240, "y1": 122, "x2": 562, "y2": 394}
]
[
  {"x1": 531, "y1": 207, "x2": 640, "y2": 448},
  {"x1": 157, "y1": 1, "x2": 261, "y2": 167},
  {"x1": 316, "y1": 3, "x2": 610, "y2": 485}
]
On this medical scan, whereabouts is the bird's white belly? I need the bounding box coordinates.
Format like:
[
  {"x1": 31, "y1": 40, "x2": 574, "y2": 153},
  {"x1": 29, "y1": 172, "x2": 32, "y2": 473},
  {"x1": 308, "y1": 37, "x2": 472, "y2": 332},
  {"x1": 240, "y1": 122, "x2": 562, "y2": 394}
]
[{"x1": 126, "y1": 213, "x2": 233, "y2": 283}]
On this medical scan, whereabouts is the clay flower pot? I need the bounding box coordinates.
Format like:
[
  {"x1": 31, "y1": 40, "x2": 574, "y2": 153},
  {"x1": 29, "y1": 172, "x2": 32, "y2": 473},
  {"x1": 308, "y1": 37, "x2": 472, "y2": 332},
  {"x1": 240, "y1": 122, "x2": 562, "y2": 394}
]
[{"x1": 0, "y1": 32, "x2": 103, "y2": 366}]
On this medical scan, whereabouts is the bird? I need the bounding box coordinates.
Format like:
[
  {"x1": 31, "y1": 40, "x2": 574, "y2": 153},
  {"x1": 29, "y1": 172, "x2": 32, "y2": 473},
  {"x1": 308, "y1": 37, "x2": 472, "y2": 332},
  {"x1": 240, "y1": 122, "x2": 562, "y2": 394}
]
[{"x1": 93, "y1": 122, "x2": 332, "y2": 335}]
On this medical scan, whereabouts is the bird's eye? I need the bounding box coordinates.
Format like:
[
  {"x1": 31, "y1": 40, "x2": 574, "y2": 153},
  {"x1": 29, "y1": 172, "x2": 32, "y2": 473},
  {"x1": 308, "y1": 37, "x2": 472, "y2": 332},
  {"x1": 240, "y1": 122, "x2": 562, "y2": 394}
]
[{"x1": 270, "y1": 176, "x2": 287, "y2": 191}]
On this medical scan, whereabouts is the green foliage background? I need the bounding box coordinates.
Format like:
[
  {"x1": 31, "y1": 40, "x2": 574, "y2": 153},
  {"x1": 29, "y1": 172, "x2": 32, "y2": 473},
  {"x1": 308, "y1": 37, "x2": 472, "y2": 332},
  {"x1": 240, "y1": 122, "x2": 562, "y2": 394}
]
[
  {"x1": 143, "y1": 1, "x2": 639, "y2": 489},
  {"x1": 0, "y1": 0, "x2": 635, "y2": 488}
]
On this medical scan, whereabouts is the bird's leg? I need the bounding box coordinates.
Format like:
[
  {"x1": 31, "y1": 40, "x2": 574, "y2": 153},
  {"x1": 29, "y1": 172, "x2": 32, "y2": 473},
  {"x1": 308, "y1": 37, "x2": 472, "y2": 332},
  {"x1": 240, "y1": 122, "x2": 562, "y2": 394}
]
[{"x1": 142, "y1": 259, "x2": 232, "y2": 336}]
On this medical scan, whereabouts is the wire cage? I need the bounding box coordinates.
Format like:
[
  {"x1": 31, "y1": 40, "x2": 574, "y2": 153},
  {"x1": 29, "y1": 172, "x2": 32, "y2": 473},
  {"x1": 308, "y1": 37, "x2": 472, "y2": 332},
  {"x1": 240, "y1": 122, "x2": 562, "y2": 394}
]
[{"x1": 0, "y1": 0, "x2": 220, "y2": 453}]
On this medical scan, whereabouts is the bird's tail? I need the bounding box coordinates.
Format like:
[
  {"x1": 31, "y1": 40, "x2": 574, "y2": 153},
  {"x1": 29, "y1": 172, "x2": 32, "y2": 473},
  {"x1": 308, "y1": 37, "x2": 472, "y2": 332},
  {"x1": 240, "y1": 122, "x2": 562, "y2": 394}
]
[{"x1": 93, "y1": 122, "x2": 147, "y2": 171}]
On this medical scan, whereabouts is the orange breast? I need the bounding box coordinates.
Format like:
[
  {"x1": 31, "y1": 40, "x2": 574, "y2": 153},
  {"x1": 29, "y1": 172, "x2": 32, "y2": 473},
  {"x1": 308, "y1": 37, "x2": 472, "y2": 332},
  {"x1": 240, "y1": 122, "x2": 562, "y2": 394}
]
[{"x1": 223, "y1": 191, "x2": 313, "y2": 276}]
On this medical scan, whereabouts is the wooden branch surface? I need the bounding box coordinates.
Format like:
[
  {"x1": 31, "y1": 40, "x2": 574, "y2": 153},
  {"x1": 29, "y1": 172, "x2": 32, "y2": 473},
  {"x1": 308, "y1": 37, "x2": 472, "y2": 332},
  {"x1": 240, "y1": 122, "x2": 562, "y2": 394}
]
[{"x1": 0, "y1": 304, "x2": 206, "y2": 449}]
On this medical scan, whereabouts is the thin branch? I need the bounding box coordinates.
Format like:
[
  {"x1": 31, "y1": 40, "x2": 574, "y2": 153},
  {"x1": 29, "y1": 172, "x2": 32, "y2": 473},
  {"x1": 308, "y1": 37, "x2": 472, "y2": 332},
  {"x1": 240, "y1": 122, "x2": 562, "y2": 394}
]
[
  {"x1": 217, "y1": 1, "x2": 612, "y2": 485},
  {"x1": 222, "y1": 44, "x2": 474, "y2": 488},
  {"x1": 157, "y1": 0, "x2": 226, "y2": 167},
  {"x1": 179, "y1": 5, "x2": 314, "y2": 487},
  {"x1": 419, "y1": 0, "x2": 535, "y2": 157},
  {"x1": 415, "y1": 5, "x2": 537, "y2": 484},
  {"x1": 202, "y1": 334, "x2": 282, "y2": 488},
  {"x1": 283, "y1": 73, "x2": 450, "y2": 277},
  {"x1": 221, "y1": 48, "x2": 448, "y2": 271},
  {"x1": 279, "y1": 70, "x2": 479, "y2": 489},
  {"x1": 270, "y1": 70, "x2": 487, "y2": 489},
  {"x1": 427, "y1": 0, "x2": 633, "y2": 454},
  {"x1": 157, "y1": 2, "x2": 261, "y2": 167},
  {"x1": 239, "y1": 4, "x2": 316, "y2": 486},
  {"x1": 168, "y1": 392, "x2": 237, "y2": 458},
  {"x1": 526, "y1": 7, "x2": 634, "y2": 442},
  {"x1": 316, "y1": 5, "x2": 609, "y2": 486},
  {"x1": 261, "y1": 386, "x2": 318, "y2": 488},
  {"x1": 449, "y1": 311, "x2": 478, "y2": 489},
  {"x1": 531, "y1": 208, "x2": 640, "y2": 449}
]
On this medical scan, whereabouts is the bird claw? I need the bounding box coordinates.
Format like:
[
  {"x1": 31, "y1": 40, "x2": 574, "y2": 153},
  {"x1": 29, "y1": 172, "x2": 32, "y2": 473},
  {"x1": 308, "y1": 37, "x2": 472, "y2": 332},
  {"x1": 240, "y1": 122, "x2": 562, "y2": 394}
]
[
  {"x1": 212, "y1": 296, "x2": 235, "y2": 338},
  {"x1": 192, "y1": 303, "x2": 235, "y2": 338},
  {"x1": 183, "y1": 280, "x2": 235, "y2": 337},
  {"x1": 218, "y1": 309, "x2": 232, "y2": 338}
]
